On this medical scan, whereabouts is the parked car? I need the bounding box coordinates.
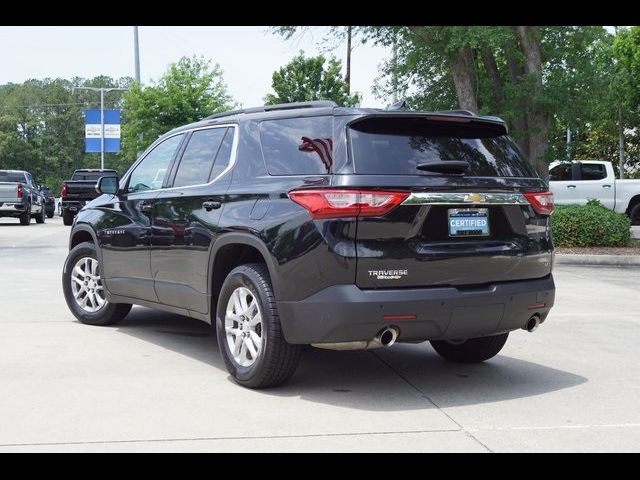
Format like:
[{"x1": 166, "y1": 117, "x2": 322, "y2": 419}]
[
  {"x1": 62, "y1": 101, "x2": 556, "y2": 389},
  {"x1": 61, "y1": 169, "x2": 118, "y2": 225},
  {"x1": 38, "y1": 185, "x2": 56, "y2": 218},
  {"x1": 0, "y1": 169, "x2": 46, "y2": 225},
  {"x1": 549, "y1": 160, "x2": 640, "y2": 224}
]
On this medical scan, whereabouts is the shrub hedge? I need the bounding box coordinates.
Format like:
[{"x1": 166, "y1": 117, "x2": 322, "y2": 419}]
[{"x1": 551, "y1": 199, "x2": 631, "y2": 247}]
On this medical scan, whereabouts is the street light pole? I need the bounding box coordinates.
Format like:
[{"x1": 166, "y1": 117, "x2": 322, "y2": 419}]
[
  {"x1": 133, "y1": 26, "x2": 141, "y2": 84},
  {"x1": 73, "y1": 86, "x2": 128, "y2": 170}
]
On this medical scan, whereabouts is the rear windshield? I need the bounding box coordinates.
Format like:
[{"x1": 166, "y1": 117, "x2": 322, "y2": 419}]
[
  {"x1": 0, "y1": 172, "x2": 26, "y2": 183},
  {"x1": 349, "y1": 117, "x2": 538, "y2": 178},
  {"x1": 73, "y1": 171, "x2": 117, "y2": 181}
]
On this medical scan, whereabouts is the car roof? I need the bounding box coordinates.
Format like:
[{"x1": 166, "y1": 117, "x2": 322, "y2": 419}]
[{"x1": 162, "y1": 101, "x2": 508, "y2": 137}]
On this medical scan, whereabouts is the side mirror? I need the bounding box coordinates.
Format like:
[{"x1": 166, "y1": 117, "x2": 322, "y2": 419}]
[{"x1": 96, "y1": 176, "x2": 119, "y2": 195}]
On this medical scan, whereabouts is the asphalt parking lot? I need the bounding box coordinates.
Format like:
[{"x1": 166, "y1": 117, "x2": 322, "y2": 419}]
[{"x1": 1, "y1": 216, "x2": 639, "y2": 452}]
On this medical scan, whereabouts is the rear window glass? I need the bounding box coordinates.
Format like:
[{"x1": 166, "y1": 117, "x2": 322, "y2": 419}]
[
  {"x1": 0, "y1": 172, "x2": 26, "y2": 183},
  {"x1": 260, "y1": 116, "x2": 333, "y2": 175},
  {"x1": 349, "y1": 117, "x2": 538, "y2": 178},
  {"x1": 73, "y1": 171, "x2": 117, "y2": 181}
]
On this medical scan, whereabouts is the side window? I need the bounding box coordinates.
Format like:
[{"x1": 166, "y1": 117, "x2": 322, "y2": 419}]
[
  {"x1": 208, "y1": 127, "x2": 235, "y2": 181},
  {"x1": 260, "y1": 116, "x2": 333, "y2": 175},
  {"x1": 128, "y1": 134, "x2": 184, "y2": 193},
  {"x1": 173, "y1": 128, "x2": 227, "y2": 188},
  {"x1": 549, "y1": 164, "x2": 573, "y2": 181},
  {"x1": 580, "y1": 163, "x2": 606, "y2": 181}
]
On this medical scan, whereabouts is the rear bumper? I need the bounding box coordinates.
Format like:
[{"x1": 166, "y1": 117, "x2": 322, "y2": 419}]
[
  {"x1": 0, "y1": 201, "x2": 26, "y2": 215},
  {"x1": 277, "y1": 275, "x2": 555, "y2": 344}
]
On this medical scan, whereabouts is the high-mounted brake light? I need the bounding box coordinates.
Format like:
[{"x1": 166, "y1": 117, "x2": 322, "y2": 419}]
[
  {"x1": 524, "y1": 191, "x2": 554, "y2": 215},
  {"x1": 288, "y1": 189, "x2": 410, "y2": 219},
  {"x1": 17, "y1": 183, "x2": 23, "y2": 199},
  {"x1": 61, "y1": 183, "x2": 68, "y2": 198}
]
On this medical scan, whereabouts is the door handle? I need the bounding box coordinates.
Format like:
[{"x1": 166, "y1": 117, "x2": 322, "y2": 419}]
[
  {"x1": 567, "y1": 185, "x2": 577, "y2": 189},
  {"x1": 202, "y1": 200, "x2": 221, "y2": 211},
  {"x1": 140, "y1": 202, "x2": 154, "y2": 213},
  {"x1": 602, "y1": 184, "x2": 612, "y2": 189}
]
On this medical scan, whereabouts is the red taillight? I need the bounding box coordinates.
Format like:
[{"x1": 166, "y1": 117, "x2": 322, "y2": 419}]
[
  {"x1": 61, "y1": 183, "x2": 68, "y2": 198},
  {"x1": 524, "y1": 191, "x2": 554, "y2": 215},
  {"x1": 288, "y1": 189, "x2": 410, "y2": 219},
  {"x1": 17, "y1": 183, "x2": 23, "y2": 198}
]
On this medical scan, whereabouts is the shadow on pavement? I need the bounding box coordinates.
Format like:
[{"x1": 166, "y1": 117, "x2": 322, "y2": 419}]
[{"x1": 117, "y1": 307, "x2": 587, "y2": 411}]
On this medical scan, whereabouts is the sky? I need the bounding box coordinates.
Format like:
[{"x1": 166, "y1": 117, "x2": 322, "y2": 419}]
[{"x1": 0, "y1": 26, "x2": 391, "y2": 107}]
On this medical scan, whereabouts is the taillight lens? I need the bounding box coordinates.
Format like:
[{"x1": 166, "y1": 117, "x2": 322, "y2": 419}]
[
  {"x1": 524, "y1": 191, "x2": 554, "y2": 215},
  {"x1": 61, "y1": 183, "x2": 68, "y2": 198},
  {"x1": 288, "y1": 189, "x2": 410, "y2": 219},
  {"x1": 17, "y1": 183, "x2": 23, "y2": 199}
]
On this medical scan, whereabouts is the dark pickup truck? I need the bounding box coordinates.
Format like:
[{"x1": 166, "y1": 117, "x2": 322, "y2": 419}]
[{"x1": 61, "y1": 169, "x2": 118, "y2": 225}]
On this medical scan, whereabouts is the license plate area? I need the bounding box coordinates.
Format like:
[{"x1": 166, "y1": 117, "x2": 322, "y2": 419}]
[{"x1": 448, "y1": 208, "x2": 490, "y2": 237}]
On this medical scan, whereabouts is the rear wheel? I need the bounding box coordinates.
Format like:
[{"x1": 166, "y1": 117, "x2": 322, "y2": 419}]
[
  {"x1": 629, "y1": 203, "x2": 640, "y2": 226},
  {"x1": 19, "y1": 205, "x2": 31, "y2": 225},
  {"x1": 35, "y1": 206, "x2": 45, "y2": 224},
  {"x1": 216, "y1": 263, "x2": 302, "y2": 389},
  {"x1": 62, "y1": 241, "x2": 131, "y2": 326},
  {"x1": 430, "y1": 333, "x2": 509, "y2": 363},
  {"x1": 62, "y1": 209, "x2": 74, "y2": 226}
]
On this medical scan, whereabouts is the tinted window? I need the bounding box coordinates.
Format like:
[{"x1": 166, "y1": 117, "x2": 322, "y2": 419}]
[
  {"x1": 549, "y1": 164, "x2": 573, "y2": 181},
  {"x1": 261, "y1": 117, "x2": 333, "y2": 175},
  {"x1": 0, "y1": 172, "x2": 26, "y2": 183},
  {"x1": 128, "y1": 134, "x2": 183, "y2": 193},
  {"x1": 580, "y1": 163, "x2": 606, "y2": 181},
  {"x1": 349, "y1": 118, "x2": 538, "y2": 177},
  {"x1": 173, "y1": 128, "x2": 227, "y2": 188},
  {"x1": 73, "y1": 171, "x2": 117, "y2": 181},
  {"x1": 209, "y1": 127, "x2": 234, "y2": 181}
]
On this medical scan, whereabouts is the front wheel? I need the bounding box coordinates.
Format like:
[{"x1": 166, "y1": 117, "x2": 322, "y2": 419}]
[
  {"x1": 62, "y1": 241, "x2": 132, "y2": 326},
  {"x1": 35, "y1": 206, "x2": 45, "y2": 224},
  {"x1": 216, "y1": 263, "x2": 302, "y2": 389},
  {"x1": 430, "y1": 333, "x2": 509, "y2": 363}
]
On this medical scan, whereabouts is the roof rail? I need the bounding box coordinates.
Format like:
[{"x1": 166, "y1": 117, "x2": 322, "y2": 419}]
[{"x1": 205, "y1": 100, "x2": 337, "y2": 120}]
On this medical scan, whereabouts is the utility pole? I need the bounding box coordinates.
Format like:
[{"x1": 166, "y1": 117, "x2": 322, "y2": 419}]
[
  {"x1": 73, "y1": 86, "x2": 128, "y2": 169},
  {"x1": 345, "y1": 26, "x2": 352, "y2": 95},
  {"x1": 566, "y1": 126, "x2": 571, "y2": 161},
  {"x1": 133, "y1": 26, "x2": 141, "y2": 83},
  {"x1": 392, "y1": 36, "x2": 398, "y2": 103}
]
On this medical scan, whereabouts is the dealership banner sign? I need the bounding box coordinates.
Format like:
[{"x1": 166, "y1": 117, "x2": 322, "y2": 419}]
[{"x1": 85, "y1": 109, "x2": 121, "y2": 153}]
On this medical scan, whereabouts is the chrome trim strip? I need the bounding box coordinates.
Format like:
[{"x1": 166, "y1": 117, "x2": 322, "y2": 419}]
[{"x1": 402, "y1": 192, "x2": 529, "y2": 205}]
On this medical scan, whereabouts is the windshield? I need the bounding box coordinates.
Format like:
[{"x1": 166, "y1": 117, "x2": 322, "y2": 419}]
[
  {"x1": 0, "y1": 172, "x2": 26, "y2": 183},
  {"x1": 349, "y1": 117, "x2": 538, "y2": 178}
]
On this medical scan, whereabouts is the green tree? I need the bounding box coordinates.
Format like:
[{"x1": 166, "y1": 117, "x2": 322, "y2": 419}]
[
  {"x1": 264, "y1": 52, "x2": 360, "y2": 107},
  {"x1": 121, "y1": 56, "x2": 236, "y2": 161}
]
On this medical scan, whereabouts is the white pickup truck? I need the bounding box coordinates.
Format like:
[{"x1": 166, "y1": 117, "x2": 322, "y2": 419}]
[{"x1": 549, "y1": 160, "x2": 640, "y2": 225}]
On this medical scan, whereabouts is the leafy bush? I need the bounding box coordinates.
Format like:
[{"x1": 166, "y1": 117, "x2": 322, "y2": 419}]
[{"x1": 551, "y1": 199, "x2": 631, "y2": 247}]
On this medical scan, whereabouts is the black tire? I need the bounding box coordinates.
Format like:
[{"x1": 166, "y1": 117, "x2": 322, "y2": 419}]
[
  {"x1": 216, "y1": 263, "x2": 302, "y2": 389},
  {"x1": 35, "y1": 206, "x2": 45, "y2": 224},
  {"x1": 46, "y1": 212, "x2": 54, "y2": 219},
  {"x1": 19, "y1": 205, "x2": 31, "y2": 225},
  {"x1": 629, "y1": 203, "x2": 640, "y2": 226},
  {"x1": 62, "y1": 209, "x2": 74, "y2": 226},
  {"x1": 430, "y1": 333, "x2": 509, "y2": 363},
  {"x1": 62, "y1": 241, "x2": 132, "y2": 326}
]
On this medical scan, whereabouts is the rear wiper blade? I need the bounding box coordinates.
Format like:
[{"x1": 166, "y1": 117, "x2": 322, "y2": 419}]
[{"x1": 416, "y1": 161, "x2": 469, "y2": 174}]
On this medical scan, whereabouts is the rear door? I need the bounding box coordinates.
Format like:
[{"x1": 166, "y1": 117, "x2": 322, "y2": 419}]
[
  {"x1": 151, "y1": 126, "x2": 236, "y2": 314},
  {"x1": 549, "y1": 163, "x2": 578, "y2": 205},
  {"x1": 574, "y1": 162, "x2": 615, "y2": 209},
  {"x1": 345, "y1": 115, "x2": 553, "y2": 289}
]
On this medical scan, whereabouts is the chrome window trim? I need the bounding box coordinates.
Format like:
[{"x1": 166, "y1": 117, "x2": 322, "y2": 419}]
[
  {"x1": 122, "y1": 124, "x2": 239, "y2": 194},
  {"x1": 402, "y1": 192, "x2": 529, "y2": 205}
]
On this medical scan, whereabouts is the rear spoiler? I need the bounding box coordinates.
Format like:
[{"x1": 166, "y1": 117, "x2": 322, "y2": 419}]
[{"x1": 347, "y1": 112, "x2": 508, "y2": 135}]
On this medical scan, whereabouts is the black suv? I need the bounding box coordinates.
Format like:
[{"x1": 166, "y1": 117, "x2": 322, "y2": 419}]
[{"x1": 62, "y1": 101, "x2": 555, "y2": 389}]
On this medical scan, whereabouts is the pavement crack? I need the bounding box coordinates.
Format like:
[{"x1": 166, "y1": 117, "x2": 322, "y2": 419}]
[{"x1": 370, "y1": 350, "x2": 494, "y2": 453}]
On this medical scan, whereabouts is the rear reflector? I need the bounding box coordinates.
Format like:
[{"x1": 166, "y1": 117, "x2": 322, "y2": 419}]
[
  {"x1": 383, "y1": 314, "x2": 417, "y2": 321},
  {"x1": 528, "y1": 303, "x2": 546, "y2": 310},
  {"x1": 288, "y1": 189, "x2": 409, "y2": 219},
  {"x1": 524, "y1": 191, "x2": 554, "y2": 215}
]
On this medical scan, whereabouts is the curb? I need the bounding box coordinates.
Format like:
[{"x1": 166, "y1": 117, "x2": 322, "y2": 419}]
[{"x1": 555, "y1": 254, "x2": 640, "y2": 267}]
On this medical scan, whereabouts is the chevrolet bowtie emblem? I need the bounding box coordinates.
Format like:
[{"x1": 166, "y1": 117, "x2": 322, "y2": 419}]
[{"x1": 465, "y1": 193, "x2": 486, "y2": 203}]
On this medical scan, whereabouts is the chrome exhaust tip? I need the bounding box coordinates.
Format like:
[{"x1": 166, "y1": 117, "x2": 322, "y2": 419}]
[
  {"x1": 377, "y1": 327, "x2": 399, "y2": 347},
  {"x1": 524, "y1": 315, "x2": 541, "y2": 333}
]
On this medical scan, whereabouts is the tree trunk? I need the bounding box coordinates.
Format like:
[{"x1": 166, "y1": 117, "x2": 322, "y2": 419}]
[
  {"x1": 506, "y1": 50, "x2": 529, "y2": 158},
  {"x1": 481, "y1": 48, "x2": 504, "y2": 111},
  {"x1": 345, "y1": 26, "x2": 352, "y2": 95},
  {"x1": 618, "y1": 108, "x2": 626, "y2": 179},
  {"x1": 516, "y1": 26, "x2": 549, "y2": 182},
  {"x1": 448, "y1": 47, "x2": 478, "y2": 113}
]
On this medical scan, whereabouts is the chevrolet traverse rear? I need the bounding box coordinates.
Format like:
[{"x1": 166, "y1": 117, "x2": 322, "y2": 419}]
[{"x1": 63, "y1": 101, "x2": 555, "y2": 388}]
